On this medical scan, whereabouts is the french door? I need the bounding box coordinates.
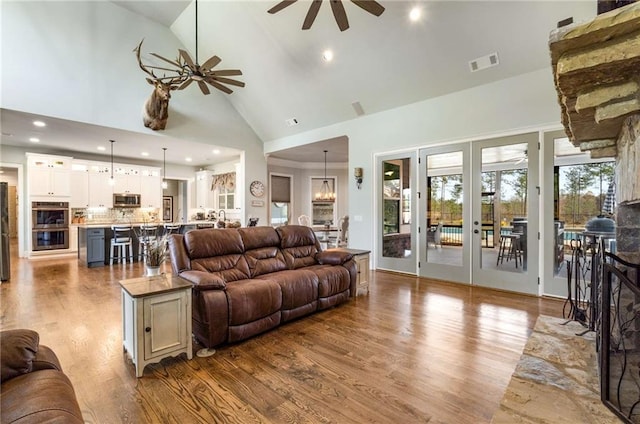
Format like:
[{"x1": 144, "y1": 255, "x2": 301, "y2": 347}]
[
  {"x1": 376, "y1": 152, "x2": 417, "y2": 274},
  {"x1": 470, "y1": 133, "x2": 539, "y2": 294},
  {"x1": 414, "y1": 133, "x2": 539, "y2": 294},
  {"x1": 418, "y1": 144, "x2": 471, "y2": 283}
]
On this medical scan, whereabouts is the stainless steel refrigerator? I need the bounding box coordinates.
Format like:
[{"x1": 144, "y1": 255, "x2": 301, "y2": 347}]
[{"x1": 0, "y1": 182, "x2": 10, "y2": 281}]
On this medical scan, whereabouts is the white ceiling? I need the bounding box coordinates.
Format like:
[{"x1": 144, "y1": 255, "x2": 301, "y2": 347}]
[{"x1": 0, "y1": 1, "x2": 597, "y2": 167}]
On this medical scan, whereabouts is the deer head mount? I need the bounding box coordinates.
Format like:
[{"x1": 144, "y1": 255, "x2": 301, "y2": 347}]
[{"x1": 133, "y1": 39, "x2": 244, "y2": 131}]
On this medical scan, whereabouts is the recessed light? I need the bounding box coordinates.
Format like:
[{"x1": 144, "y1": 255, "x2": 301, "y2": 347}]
[
  {"x1": 212, "y1": 149, "x2": 221, "y2": 155},
  {"x1": 141, "y1": 152, "x2": 149, "y2": 157},
  {"x1": 409, "y1": 7, "x2": 422, "y2": 21},
  {"x1": 322, "y1": 50, "x2": 334, "y2": 62},
  {"x1": 29, "y1": 137, "x2": 40, "y2": 143},
  {"x1": 97, "y1": 146, "x2": 106, "y2": 151},
  {"x1": 185, "y1": 157, "x2": 192, "y2": 162},
  {"x1": 33, "y1": 120, "x2": 46, "y2": 127}
]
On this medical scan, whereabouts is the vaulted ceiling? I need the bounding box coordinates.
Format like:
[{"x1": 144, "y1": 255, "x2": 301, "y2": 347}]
[{"x1": 1, "y1": 1, "x2": 597, "y2": 165}]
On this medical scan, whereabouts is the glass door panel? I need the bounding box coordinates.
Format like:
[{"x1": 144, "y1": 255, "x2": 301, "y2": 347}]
[
  {"x1": 377, "y1": 152, "x2": 416, "y2": 274},
  {"x1": 471, "y1": 133, "x2": 539, "y2": 294},
  {"x1": 419, "y1": 145, "x2": 470, "y2": 283}
]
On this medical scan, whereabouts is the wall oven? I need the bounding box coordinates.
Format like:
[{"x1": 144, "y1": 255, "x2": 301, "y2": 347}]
[{"x1": 32, "y1": 201, "x2": 69, "y2": 251}]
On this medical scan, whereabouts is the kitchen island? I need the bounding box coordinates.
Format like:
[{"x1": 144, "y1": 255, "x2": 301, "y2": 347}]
[{"x1": 77, "y1": 221, "x2": 242, "y2": 267}]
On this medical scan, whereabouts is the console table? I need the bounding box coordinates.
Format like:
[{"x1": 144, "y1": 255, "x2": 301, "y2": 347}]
[{"x1": 119, "y1": 275, "x2": 192, "y2": 377}]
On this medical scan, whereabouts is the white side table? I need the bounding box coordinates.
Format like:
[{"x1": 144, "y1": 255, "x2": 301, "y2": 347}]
[{"x1": 120, "y1": 275, "x2": 192, "y2": 377}]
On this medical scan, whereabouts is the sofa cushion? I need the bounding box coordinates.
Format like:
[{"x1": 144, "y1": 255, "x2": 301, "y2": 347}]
[
  {"x1": 1, "y1": 329, "x2": 39, "y2": 383},
  {"x1": 306, "y1": 265, "x2": 351, "y2": 298},
  {"x1": 225, "y1": 279, "x2": 283, "y2": 326},
  {"x1": 184, "y1": 228, "x2": 245, "y2": 259},
  {"x1": 185, "y1": 228, "x2": 250, "y2": 281},
  {"x1": 276, "y1": 225, "x2": 320, "y2": 269},
  {"x1": 239, "y1": 227, "x2": 287, "y2": 277},
  {"x1": 256, "y1": 269, "x2": 318, "y2": 310}
]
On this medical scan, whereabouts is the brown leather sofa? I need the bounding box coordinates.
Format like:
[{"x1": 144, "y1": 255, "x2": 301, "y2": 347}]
[
  {"x1": 169, "y1": 225, "x2": 357, "y2": 348},
  {"x1": 1, "y1": 329, "x2": 84, "y2": 424}
]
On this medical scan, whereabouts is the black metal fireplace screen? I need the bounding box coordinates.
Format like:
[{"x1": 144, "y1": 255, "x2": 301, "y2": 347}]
[{"x1": 598, "y1": 243, "x2": 640, "y2": 423}]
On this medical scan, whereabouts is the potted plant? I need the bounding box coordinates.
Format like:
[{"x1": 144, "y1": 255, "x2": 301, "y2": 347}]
[
  {"x1": 133, "y1": 224, "x2": 169, "y2": 276},
  {"x1": 144, "y1": 234, "x2": 169, "y2": 276}
]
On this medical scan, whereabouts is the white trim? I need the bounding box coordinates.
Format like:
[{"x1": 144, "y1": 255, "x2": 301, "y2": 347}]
[{"x1": 0, "y1": 162, "x2": 26, "y2": 258}]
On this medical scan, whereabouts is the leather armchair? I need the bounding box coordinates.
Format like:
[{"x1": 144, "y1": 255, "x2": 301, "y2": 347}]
[{"x1": 1, "y1": 329, "x2": 83, "y2": 424}]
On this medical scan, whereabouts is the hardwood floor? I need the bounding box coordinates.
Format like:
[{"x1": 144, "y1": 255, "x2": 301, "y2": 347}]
[{"x1": 1, "y1": 243, "x2": 563, "y2": 423}]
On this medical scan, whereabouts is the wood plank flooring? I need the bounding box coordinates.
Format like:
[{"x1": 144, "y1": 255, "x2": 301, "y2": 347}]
[{"x1": 1, "y1": 243, "x2": 563, "y2": 423}]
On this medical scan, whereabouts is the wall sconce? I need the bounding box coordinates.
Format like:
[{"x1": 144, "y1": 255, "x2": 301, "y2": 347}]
[{"x1": 354, "y1": 167, "x2": 363, "y2": 189}]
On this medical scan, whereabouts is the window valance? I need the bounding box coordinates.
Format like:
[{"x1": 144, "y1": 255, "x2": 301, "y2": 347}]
[{"x1": 210, "y1": 172, "x2": 235, "y2": 191}]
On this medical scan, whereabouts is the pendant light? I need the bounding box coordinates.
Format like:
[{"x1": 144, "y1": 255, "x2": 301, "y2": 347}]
[
  {"x1": 315, "y1": 150, "x2": 335, "y2": 202},
  {"x1": 161, "y1": 147, "x2": 168, "y2": 189},
  {"x1": 108, "y1": 139, "x2": 115, "y2": 186}
]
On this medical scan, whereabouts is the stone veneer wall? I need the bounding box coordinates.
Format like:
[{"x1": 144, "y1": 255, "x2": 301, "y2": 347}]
[{"x1": 615, "y1": 115, "x2": 640, "y2": 269}]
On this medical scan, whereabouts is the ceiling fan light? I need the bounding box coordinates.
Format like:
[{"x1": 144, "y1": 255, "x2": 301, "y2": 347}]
[{"x1": 322, "y1": 50, "x2": 334, "y2": 62}]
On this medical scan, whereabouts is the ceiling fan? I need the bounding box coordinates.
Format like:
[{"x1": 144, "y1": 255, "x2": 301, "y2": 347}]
[
  {"x1": 141, "y1": 0, "x2": 244, "y2": 95},
  {"x1": 268, "y1": 0, "x2": 385, "y2": 32}
]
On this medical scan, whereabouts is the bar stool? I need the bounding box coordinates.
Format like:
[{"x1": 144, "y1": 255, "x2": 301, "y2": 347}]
[
  {"x1": 163, "y1": 222, "x2": 182, "y2": 235},
  {"x1": 110, "y1": 225, "x2": 133, "y2": 265},
  {"x1": 138, "y1": 224, "x2": 158, "y2": 263},
  {"x1": 496, "y1": 234, "x2": 522, "y2": 268}
]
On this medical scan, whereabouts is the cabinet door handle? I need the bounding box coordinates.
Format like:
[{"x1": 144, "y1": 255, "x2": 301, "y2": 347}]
[{"x1": 145, "y1": 327, "x2": 151, "y2": 332}]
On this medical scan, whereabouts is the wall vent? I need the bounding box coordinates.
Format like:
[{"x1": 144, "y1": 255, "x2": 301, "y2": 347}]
[
  {"x1": 285, "y1": 117, "x2": 299, "y2": 127},
  {"x1": 469, "y1": 52, "x2": 499, "y2": 73},
  {"x1": 352, "y1": 101, "x2": 365, "y2": 116}
]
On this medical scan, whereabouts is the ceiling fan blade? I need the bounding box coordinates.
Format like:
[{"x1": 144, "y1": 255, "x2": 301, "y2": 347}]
[
  {"x1": 210, "y1": 69, "x2": 243, "y2": 76},
  {"x1": 149, "y1": 52, "x2": 183, "y2": 68},
  {"x1": 179, "y1": 49, "x2": 196, "y2": 69},
  {"x1": 205, "y1": 78, "x2": 233, "y2": 94},
  {"x1": 200, "y1": 55, "x2": 222, "y2": 71},
  {"x1": 268, "y1": 0, "x2": 297, "y2": 14},
  {"x1": 350, "y1": 0, "x2": 385, "y2": 16},
  {"x1": 330, "y1": 0, "x2": 349, "y2": 31},
  {"x1": 178, "y1": 78, "x2": 194, "y2": 90},
  {"x1": 211, "y1": 76, "x2": 245, "y2": 87},
  {"x1": 197, "y1": 80, "x2": 211, "y2": 95},
  {"x1": 302, "y1": 0, "x2": 322, "y2": 30}
]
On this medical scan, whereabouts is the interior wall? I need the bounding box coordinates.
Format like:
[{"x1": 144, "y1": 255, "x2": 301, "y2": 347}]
[{"x1": 264, "y1": 68, "x2": 562, "y2": 255}]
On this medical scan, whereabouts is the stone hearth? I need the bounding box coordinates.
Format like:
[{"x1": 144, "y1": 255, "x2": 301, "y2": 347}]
[{"x1": 491, "y1": 315, "x2": 619, "y2": 424}]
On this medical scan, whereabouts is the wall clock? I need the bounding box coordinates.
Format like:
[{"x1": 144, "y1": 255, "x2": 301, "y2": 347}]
[{"x1": 250, "y1": 180, "x2": 265, "y2": 197}]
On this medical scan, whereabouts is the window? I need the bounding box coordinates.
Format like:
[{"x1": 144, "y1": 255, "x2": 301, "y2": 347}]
[
  {"x1": 270, "y1": 174, "x2": 291, "y2": 226},
  {"x1": 217, "y1": 186, "x2": 234, "y2": 209}
]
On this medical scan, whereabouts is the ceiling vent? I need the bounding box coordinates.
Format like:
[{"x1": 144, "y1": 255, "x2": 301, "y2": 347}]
[
  {"x1": 285, "y1": 117, "x2": 299, "y2": 127},
  {"x1": 469, "y1": 52, "x2": 499, "y2": 73}
]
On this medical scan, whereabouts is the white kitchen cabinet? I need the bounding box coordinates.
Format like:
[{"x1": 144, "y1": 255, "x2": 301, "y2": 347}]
[
  {"x1": 114, "y1": 166, "x2": 141, "y2": 194},
  {"x1": 140, "y1": 168, "x2": 162, "y2": 208},
  {"x1": 195, "y1": 170, "x2": 214, "y2": 209},
  {"x1": 120, "y1": 275, "x2": 192, "y2": 377},
  {"x1": 27, "y1": 154, "x2": 72, "y2": 198},
  {"x1": 70, "y1": 168, "x2": 89, "y2": 208},
  {"x1": 88, "y1": 164, "x2": 113, "y2": 208}
]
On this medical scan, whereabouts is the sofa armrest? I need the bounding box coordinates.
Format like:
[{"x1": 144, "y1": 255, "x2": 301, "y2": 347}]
[
  {"x1": 32, "y1": 345, "x2": 63, "y2": 372},
  {"x1": 316, "y1": 250, "x2": 354, "y2": 265},
  {"x1": 179, "y1": 270, "x2": 226, "y2": 291},
  {"x1": 1, "y1": 329, "x2": 40, "y2": 383}
]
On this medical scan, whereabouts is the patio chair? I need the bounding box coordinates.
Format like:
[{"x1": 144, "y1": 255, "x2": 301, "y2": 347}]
[{"x1": 427, "y1": 222, "x2": 442, "y2": 249}]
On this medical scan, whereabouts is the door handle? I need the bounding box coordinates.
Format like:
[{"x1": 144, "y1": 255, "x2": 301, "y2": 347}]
[
  {"x1": 474, "y1": 221, "x2": 479, "y2": 225},
  {"x1": 474, "y1": 229, "x2": 479, "y2": 234},
  {"x1": 145, "y1": 327, "x2": 151, "y2": 332}
]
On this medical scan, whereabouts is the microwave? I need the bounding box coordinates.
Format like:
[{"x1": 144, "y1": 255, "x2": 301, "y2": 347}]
[{"x1": 113, "y1": 193, "x2": 141, "y2": 208}]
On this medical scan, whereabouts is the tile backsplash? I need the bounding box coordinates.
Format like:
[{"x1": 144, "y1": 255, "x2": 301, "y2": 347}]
[{"x1": 72, "y1": 208, "x2": 160, "y2": 224}]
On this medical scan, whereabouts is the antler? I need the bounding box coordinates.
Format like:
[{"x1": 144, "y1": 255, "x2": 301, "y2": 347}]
[{"x1": 134, "y1": 39, "x2": 187, "y2": 86}]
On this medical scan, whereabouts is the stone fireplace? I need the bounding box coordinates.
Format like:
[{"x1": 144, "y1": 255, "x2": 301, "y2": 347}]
[{"x1": 549, "y1": 2, "x2": 640, "y2": 422}]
